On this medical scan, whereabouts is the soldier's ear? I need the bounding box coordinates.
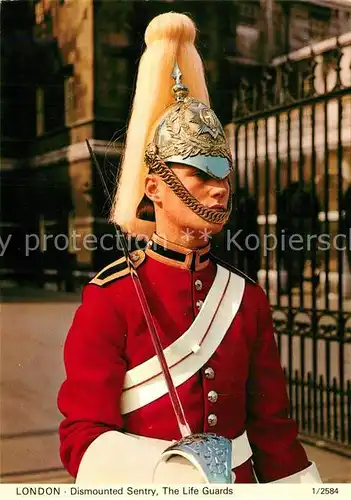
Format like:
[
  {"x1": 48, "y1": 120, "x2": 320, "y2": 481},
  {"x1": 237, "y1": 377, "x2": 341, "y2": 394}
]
[
  {"x1": 136, "y1": 194, "x2": 155, "y2": 221},
  {"x1": 145, "y1": 174, "x2": 162, "y2": 204}
]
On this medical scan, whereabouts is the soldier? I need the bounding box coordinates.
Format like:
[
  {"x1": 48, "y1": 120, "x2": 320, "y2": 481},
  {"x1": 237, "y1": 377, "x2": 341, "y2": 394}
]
[{"x1": 58, "y1": 12, "x2": 322, "y2": 484}]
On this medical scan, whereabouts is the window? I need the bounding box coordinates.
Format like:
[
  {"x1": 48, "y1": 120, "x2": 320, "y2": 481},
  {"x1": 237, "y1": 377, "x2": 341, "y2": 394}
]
[
  {"x1": 36, "y1": 87, "x2": 45, "y2": 136},
  {"x1": 44, "y1": 79, "x2": 65, "y2": 131},
  {"x1": 309, "y1": 16, "x2": 328, "y2": 41},
  {"x1": 235, "y1": 24, "x2": 260, "y2": 60},
  {"x1": 308, "y1": 5, "x2": 330, "y2": 42},
  {"x1": 36, "y1": 79, "x2": 65, "y2": 135},
  {"x1": 64, "y1": 76, "x2": 75, "y2": 126},
  {"x1": 272, "y1": 2, "x2": 286, "y2": 57},
  {"x1": 238, "y1": 1, "x2": 260, "y2": 25},
  {"x1": 35, "y1": 1, "x2": 44, "y2": 24}
]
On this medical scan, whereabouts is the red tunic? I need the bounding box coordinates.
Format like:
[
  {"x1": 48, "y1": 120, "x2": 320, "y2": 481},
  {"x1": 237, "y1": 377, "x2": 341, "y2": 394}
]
[{"x1": 57, "y1": 236, "x2": 309, "y2": 482}]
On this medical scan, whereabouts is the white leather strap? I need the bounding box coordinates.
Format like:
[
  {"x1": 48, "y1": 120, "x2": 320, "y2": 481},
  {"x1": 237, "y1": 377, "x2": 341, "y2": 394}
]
[
  {"x1": 120, "y1": 266, "x2": 245, "y2": 414},
  {"x1": 123, "y1": 265, "x2": 230, "y2": 390}
]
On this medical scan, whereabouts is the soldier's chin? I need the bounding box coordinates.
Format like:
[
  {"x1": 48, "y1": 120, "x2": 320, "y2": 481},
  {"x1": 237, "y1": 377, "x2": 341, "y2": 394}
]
[
  {"x1": 191, "y1": 219, "x2": 225, "y2": 238},
  {"x1": 205, "y1": 221, "x2": 225, "y2": 236}
]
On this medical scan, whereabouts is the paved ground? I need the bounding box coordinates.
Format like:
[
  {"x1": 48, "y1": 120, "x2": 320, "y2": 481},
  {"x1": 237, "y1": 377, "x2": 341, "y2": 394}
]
[
  {"x1": 302, "y1": 444, "x2": 350, "y2": 483},
  {"x1": 1, "y1": 287, "x2": 349, "y2": 484},
  {"x1": 0, "y1": 297, "x2": 77, "y2": 483}
]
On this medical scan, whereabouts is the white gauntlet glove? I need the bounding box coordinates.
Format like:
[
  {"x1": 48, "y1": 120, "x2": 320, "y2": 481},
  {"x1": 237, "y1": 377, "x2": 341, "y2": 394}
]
[{"x1": 76, "y1": 431, "x2": 204, "y2": 484}]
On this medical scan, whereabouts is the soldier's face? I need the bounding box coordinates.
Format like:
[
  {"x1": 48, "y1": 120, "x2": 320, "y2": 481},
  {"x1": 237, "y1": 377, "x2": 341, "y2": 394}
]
[{"x1": 145, "y1": 164, "x2": 230, "y2": 239}]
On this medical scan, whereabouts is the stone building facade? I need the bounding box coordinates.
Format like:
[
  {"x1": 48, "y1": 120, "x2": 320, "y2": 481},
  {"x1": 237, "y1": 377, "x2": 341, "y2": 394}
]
[{"x1": 1, "y1": 0, "x2": 350, "y2": 286}]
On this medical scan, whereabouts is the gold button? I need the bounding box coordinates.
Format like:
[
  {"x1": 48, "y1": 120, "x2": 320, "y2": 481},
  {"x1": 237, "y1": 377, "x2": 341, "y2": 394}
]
[
  {"x1": 131, "y1": 253, "x2": 139, "y2": 262},
  {"x1": 208, "y1": 390, "x2": 218, "y2": 403},
  {"x1": 207, "y1": 414, "x2": 217, "y2": 427},
  {"x1": 204, "y1": 367, "x2": 215, "y2": 380},
  {"x1": 196, "y1": 300, "x2": 204, "y2": 310},
  {"x1": 195, "y1": 279, "x2": 203, "y2": 291}
]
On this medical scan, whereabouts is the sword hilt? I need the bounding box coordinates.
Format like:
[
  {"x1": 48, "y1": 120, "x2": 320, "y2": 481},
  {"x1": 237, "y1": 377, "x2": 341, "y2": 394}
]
[{"x1": 155, "y1": 433, "x2": 234, "y2": 484}]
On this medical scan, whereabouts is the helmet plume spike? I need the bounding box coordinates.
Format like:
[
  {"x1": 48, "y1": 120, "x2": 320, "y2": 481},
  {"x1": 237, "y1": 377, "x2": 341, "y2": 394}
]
[{"x1": 171, "y1": 61, "x2": 189, "y2": 102}]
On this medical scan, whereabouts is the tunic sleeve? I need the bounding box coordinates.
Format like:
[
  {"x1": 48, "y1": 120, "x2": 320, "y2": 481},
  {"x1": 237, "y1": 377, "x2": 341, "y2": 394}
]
[
  {"x1": 246, "y1": 285, "x2": 310, "y2": 482},
  {"x1": 57, "y1": 283, "x2": 127, "y2": 477}
]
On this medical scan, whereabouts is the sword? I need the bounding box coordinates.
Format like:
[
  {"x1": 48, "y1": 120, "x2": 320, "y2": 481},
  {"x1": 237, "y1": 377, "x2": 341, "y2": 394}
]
[{"x1": 85, "y1": 139, "x2": 192, "y2": 438}]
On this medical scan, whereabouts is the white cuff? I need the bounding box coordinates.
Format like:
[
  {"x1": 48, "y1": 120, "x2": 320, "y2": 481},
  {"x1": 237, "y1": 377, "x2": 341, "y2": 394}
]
[
  {"x1": 271, "y1": 462, "x2": 322, "y2": 483},
  {"x1": 75, "y1": 431, "x2": 203, "y2": 484},
  {"x1": 76, "y1": 430, "x2": 253, "y2": 484}
]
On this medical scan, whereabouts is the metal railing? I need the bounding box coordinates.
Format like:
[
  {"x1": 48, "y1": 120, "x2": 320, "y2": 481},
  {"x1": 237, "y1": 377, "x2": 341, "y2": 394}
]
[{"x1": 226, "y1": 35, "x2": 351, "y2": 453}]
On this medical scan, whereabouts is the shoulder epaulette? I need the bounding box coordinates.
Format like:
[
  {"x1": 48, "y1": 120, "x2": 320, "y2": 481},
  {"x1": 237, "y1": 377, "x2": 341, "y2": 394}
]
[
  {"x1": 89, "y1": 250, "x2": 146, "y2": 287},
  {"x1": 210, "y1": 253, "x2": 256, "y2": 285}
]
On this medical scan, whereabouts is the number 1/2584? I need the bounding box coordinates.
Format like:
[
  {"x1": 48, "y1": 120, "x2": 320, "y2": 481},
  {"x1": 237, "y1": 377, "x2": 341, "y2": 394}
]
[{"x1": 313, "y1": 488, "x2": 339, "y2": 495}]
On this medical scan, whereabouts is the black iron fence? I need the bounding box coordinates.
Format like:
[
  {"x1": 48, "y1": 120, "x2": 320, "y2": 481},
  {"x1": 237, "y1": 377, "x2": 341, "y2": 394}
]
[{"x1": 228, "y1": 36, "x2": 351, "y2": 454}]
